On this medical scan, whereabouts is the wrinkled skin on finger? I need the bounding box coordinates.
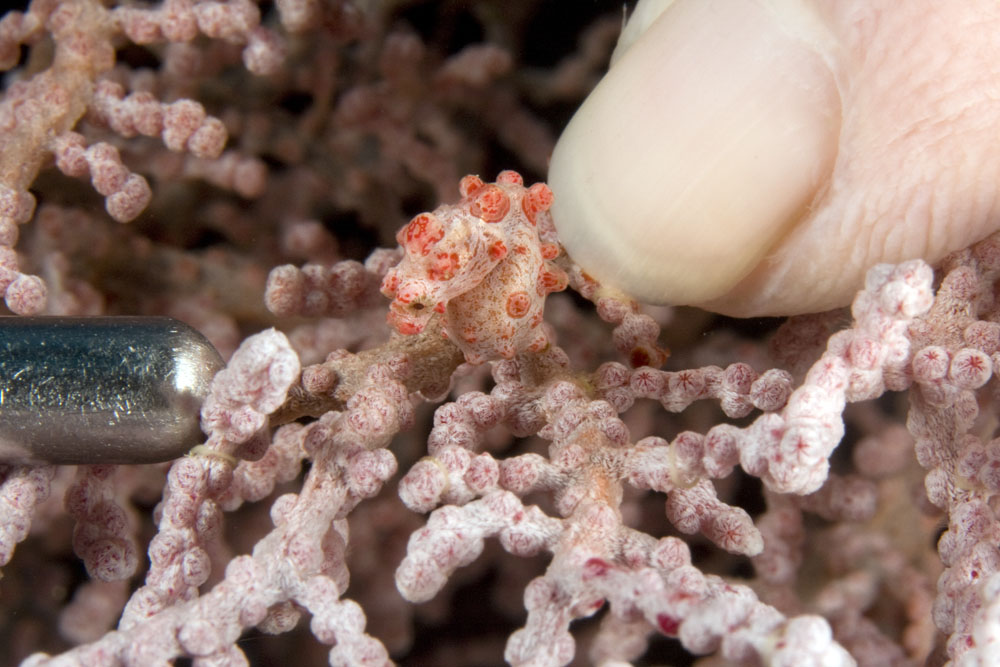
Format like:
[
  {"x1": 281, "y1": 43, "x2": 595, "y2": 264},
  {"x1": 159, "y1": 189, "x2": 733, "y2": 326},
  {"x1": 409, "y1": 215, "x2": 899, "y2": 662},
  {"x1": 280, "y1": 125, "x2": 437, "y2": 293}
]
[{"x1": 548, "y1": 0, "x2": 1000, "y2": 316}]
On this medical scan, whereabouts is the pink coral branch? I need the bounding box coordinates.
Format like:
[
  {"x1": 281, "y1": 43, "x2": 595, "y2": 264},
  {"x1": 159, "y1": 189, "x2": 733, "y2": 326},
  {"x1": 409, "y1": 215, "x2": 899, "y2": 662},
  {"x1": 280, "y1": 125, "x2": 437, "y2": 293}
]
[{"x1": 5, "y1": 3, "x2": 1000, "y2": 665}]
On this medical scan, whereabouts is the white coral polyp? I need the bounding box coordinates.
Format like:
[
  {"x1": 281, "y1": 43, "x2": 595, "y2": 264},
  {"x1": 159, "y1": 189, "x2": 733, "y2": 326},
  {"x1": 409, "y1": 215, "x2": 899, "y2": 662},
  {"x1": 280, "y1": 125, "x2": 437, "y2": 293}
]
[{"x1": 201, "y1": 328, "x2": 300, "y2": 442}]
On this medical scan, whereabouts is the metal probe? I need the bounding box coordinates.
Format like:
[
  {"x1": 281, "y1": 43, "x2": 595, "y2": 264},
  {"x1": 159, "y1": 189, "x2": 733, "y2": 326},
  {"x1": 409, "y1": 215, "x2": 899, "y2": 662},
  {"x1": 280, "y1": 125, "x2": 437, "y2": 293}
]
[{"x1": 0, "y1": 317, "x2": 224, "y2": 465}]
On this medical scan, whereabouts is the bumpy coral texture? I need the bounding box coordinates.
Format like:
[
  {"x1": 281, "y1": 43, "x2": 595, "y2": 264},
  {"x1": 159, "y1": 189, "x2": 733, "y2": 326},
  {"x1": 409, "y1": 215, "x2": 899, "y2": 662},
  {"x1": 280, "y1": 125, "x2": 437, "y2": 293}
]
[
  {"x1": 7, "y1": 2, "x2": 1000, "y2": 667},
  {"x1": 381, "y1": 170, "x2": 568, "y2": 363}
]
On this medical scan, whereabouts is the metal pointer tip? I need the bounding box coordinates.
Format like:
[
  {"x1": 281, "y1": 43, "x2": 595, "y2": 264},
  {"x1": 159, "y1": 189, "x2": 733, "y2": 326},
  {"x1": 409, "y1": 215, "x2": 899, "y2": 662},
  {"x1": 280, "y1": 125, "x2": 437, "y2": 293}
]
[{"x1": 0, "y1": 317, "x2": 224, "y2": 465}]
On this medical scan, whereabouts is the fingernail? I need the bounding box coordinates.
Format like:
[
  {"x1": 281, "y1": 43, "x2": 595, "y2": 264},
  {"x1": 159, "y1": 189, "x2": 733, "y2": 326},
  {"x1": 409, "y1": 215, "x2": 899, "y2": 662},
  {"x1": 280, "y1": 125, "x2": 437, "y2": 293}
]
[{"x1": 549, "y1": 0, "x2": 841, "y2": 305}]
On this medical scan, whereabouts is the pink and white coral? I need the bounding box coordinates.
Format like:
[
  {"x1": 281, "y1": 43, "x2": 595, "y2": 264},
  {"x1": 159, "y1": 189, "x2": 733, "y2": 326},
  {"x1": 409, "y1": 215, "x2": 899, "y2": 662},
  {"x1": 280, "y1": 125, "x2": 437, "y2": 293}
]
[
  {"x1": 2, "y1": 2, "x2": 1000, "y2": 667},
  {"x1": 200, "y1": 328, "x2": 301, "y2": 454}
]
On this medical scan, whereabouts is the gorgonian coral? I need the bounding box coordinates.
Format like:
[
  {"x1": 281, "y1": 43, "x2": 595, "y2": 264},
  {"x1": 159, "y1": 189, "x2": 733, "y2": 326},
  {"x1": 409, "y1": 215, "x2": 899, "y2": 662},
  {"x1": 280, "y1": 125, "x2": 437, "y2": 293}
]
[{"x1": 4, "y1": 2, "x2": 1000, "y2": 667}]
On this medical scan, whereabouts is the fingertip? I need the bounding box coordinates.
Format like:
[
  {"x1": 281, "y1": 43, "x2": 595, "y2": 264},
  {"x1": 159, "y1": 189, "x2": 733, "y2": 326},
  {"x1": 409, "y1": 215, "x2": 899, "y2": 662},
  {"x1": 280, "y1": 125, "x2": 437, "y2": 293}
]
[
  {"x1": 609, "y1": 0, "x2": 673, "y2": 66},
  {"x1": 549, "y1": 0, "x2": 841, "y2": 307}
]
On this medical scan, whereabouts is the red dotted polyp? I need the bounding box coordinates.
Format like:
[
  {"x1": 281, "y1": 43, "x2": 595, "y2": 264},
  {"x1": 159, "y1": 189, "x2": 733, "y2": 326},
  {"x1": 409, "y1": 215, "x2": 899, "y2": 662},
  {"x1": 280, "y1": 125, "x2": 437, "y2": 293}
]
[
  {"x1": 398, "y1": 213, "x2": 444, "y2": 257},
  {"x1": 521, "y1": 182, "x2": 554, "y2": 225},
  {"x1": 470, "y1": 185, "x2": 510, "y2": 222},
  {"x1": 382, "y1": 171, "x2": 568, "y2": 363},
  {"x1": 506, "y1": 292, "x2": 531, "y2": 318}
]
